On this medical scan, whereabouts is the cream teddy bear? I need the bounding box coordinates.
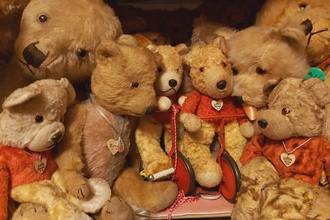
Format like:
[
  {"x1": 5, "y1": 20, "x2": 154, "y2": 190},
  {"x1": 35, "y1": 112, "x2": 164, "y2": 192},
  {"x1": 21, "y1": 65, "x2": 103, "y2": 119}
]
[{"x1": 0, "y1": 78, "x2": 110, "y2": 220}]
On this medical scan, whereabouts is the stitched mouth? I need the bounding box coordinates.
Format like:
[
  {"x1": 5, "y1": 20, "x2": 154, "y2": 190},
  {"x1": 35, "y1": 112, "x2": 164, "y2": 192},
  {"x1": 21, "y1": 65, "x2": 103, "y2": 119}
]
[{"x1": 161, "y1": 87, "x2": 177, "y2": 94}]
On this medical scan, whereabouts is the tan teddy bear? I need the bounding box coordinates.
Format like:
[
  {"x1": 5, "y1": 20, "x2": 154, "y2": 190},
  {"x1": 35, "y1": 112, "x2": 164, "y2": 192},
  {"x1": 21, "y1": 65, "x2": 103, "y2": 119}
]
[
  {"x1": 0, "y1": 0, "x2": 130, "y2": 110},
  {"x1": 135, "y1": 43, "x2": 188, "y2": 179},
  {"x1": 56, "y1": 40, "x2": 179, "y2": 216},
  {"x1": 178, "y1": 36, "x2": 251, "y2": 189},
  {"x1": 0, "y1": 78, "x2": 111, "y2": 220},
  {"x1": 232, "y1": 77, "x2": 330, "y2": 220},
  {"x1": 255, "y1": 0, "x2": 330, "y2": 140}
]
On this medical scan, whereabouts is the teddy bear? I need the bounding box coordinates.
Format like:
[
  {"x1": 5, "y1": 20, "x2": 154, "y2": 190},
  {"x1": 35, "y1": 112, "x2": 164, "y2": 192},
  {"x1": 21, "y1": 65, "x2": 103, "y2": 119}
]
[
  {"x1": 0, "y1": 0, "x2": 30, "y2": 67},
  {"x1": 232, "y1": 77, "x2": 330, "y2": 219},
  {"x1": 0, "y1": 78, "x2": 112, "y2": 220},
  {"x1": 0, "y1": 0, "x2": 132, "y2": 111},
  {"x1": 55, "y1": 39, "x2": 179, "y2": 215},
  {"x1": 134, "y1": 42, "x2": 188, "y2": 179},
  {"x1": 254, "y1": 0, "x2": 330, "y2": 140},
  {"x1": 177, "y1": 36, "x2": 252, "y2": 189}
]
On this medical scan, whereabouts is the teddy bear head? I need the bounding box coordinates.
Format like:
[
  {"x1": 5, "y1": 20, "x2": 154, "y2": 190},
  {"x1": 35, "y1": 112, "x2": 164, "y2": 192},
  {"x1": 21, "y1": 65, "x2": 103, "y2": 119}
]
[
  {"x1": 147, "y1": 44, "x2": 188, "y2": 97},
  {"x1": 14, "y1": 0, "x2": 122, "y2": 83},
  {"x1": 255, "y1": 0, "x2": 330, "y2": 67},
  {"x1": 91, "y1": 40, "x2": 161, "y2": 116},
  {"x1": 228, "y1": 19, "x2": 313, "y2": 108},
  {"x1": 0, "y1": 78, "x2": 75, "y2": 151},
  {"x1": 256, "y1": 77, "x2": 330, "y2": 140},
  {"x1": 183, "y1": 36, "x2": 233, "y2": 99}
]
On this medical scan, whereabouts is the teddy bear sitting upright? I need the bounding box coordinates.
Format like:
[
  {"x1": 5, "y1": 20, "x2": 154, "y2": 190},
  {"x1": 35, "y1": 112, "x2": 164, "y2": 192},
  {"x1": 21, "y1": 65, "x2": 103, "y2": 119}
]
[
  {"x1": 232, "y1": 77, "x2": 330, "y2": 220},
  {"x1": 0, "y1": 78, "x2": 111, "y2": 220}
]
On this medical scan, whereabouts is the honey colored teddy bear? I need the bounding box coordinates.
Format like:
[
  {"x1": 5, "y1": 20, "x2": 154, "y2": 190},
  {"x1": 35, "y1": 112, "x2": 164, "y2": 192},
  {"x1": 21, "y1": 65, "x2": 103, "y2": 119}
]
[
  {"x1": 0, "y1": 0, "x2": 130, "y2": 110},
  {"x1": 178, "y1": 37, "x2": 251, "y2": 189},
  {"x1": 0, "y1": 78, "x2": 111, "y2": 220},
  {"x1": 255, "y1": 0, "x2": 330, "y2": 140},
  {"x1": 56, "y1": 40, "x2": 179, "y2": 215},
  {"x1": 232, "y1": 77, "x2": 330, "y2": 219},
  {"x1": 135, "y1": 43, "x2": 188, "y2": 179}
]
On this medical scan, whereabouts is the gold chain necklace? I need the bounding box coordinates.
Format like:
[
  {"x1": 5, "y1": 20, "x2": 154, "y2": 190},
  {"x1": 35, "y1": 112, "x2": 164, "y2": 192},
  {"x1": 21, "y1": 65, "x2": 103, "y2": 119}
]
[{"x1": 22, "y1": 149, "x2": 47, "y2": 174}]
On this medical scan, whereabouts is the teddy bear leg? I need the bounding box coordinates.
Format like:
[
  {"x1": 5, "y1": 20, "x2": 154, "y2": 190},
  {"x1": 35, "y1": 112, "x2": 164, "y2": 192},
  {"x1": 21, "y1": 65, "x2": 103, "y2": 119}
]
[
  {"x1": 259, "y1": 178, "x2": 318, "y2": 220},
  {"x1": 10, "y1": 180, "x2": 92, "y2": 220},
  {"x1": 183, "y1": 121, "x2": 222, "y2": 188},
  {"x1": 135, "y1": 117, "x2": 173, "y2": 176},
  {"x1": 92, "y1": 196, "x2": 135, "y2": 220},
  {"x1": 306, "y1": 185, "x2": 330, "y2": 219},
  {"x1": 112, "y1": 167, "x2": 178, "y2": 212},
  {"x1": 231, "y1": 157, "x2": 280, "y2": 220},
  {"x1": 11, "y1": 203, "x2": 51, "y2": 220}
]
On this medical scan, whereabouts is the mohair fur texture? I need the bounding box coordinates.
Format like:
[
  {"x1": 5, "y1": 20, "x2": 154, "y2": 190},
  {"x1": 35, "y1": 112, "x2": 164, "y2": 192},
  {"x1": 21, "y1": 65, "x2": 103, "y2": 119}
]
[
  {"x1": 56, "y1": 40, "x2": 179, "y2": 215},
  {"x1": 232, "y1": 77, "x2": 330, "y2": 220},
  {"x1": 227, "y1": 19, "x2": 312, "y2": 108},
  {"x1": 0, "y1": 78, "x2": 111, "y2": 220},
  {"x1": 255, "y1": 0, "x2": 330, "y2": 142},
  {"x1": 0, "y1": 0, "x2": 130, "y2": 111},
  {"x1": 0, "y1": 0, "x2": 30, "y2": 67},
  {"x1": 135, "y1": 43, "x2": 188, "y2": 178},
  {"x1": 178, "y1": 37, "x2": 251, "y2": 188}
]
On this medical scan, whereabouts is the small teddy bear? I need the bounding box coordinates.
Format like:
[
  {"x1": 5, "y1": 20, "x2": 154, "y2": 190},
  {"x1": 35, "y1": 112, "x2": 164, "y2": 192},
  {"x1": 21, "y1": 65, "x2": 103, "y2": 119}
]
[
  {"x1": 0, "y1": 78, "x2": 111, "y2": 220},
  {"x1": 135, "y1": 43, "x2": 188, "y2": 179},
  {"x1": 232, "y1": 77, "x2": 330, "y2": 219},
  {"x1": 179, "y1": 36, "x2": 252, "y2": 188}
]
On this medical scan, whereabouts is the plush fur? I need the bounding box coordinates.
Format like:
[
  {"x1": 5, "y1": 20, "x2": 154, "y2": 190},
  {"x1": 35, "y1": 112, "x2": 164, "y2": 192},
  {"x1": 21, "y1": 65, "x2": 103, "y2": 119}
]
[
  {"x1": 255, "y1": 0, "x2": 330, "y2": 142},
  {"x1": 135, "y1": 43, "x2": 188, "y2": 179},
  {"x1": 227, "y1": 19, "x2": 312, "y2": 108},
  {"x1": 178, "y1": 37, "x2": 251, "y2": 188},
  {"x1": 0, "y1": 0, "x2": 128, "y2": 111},
  {"x1": 56, "y1": 40, "x2": 179, "y2": 215},
  {"x1": 0, "y1": 79, "x2": 110, "y2": 220},
  {"x1": 232, "y1": 77, "x2": 330, "y2": 219}
]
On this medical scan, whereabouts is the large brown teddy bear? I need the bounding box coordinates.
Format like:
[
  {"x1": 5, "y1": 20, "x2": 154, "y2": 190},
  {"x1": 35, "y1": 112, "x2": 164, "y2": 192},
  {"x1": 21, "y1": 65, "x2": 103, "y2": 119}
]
[
  {"x1": 0, "y1": 0, "x2": 130, "y2": 110},
  {"x1": 56, "y1": 40, "x2": 179, "y2": 217},
  {"x1": 255, "y1": 0, "x2": 330, "y2": 140},
  {"x1": 178, "y1": 37, "x2": 251, "y2": 188},
  {"x1": 232, "y1": 77, "x2": 330, "y2": 220}
]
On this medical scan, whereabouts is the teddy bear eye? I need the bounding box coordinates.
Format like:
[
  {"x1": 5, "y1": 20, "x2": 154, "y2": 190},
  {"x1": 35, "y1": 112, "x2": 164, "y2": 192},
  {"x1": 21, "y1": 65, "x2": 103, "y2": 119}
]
[
  {"x1": 157, "y1": 67, "x2": 163, "y2": 73},
  {"x1": 266, "y1": 103, "x2": 269, "y2": 109},
  {"x1": 281, "y1": 107, "x2": 291, "y2": 115},
  {"x1": 232, "y1": 68, "x2": 238, "y2": 76},
  {"x1": 299, "y1": 3, "x2": 307, "y2": 10},
  {"x1": 131, "y1": 82, "x2": 139, "y2": 88},
  {"x1": 199, "y1": 67, "x2": 205, "y2": 72},
  {"x1": 77, "y1": 49, "x2": 88, "y2": 58},
  {"x1": 38, "y1": 14, "x2": 48, "y2": 23},
  {"x1": 256, "y1": 67, "x2": 267, "y2": 75},
  {"x1": 35, "y1": 115, "x2": 44, "y2": 123},
  {"x1": 222, "y1": 62, "x2": 227, "y2": 68}
]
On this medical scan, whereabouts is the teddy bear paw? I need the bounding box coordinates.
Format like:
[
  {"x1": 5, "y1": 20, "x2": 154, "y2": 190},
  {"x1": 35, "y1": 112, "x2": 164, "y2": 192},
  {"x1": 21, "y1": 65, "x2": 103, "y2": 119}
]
[
  {"x1": 146, "y1": 155, "x2": 173, "y2": 177},
  {"x1": 12, "y1": 203, "x2": 51, "y2": 220},
  {"x1": 99, "y1": 196, "x2": 134, "y2": 220}
]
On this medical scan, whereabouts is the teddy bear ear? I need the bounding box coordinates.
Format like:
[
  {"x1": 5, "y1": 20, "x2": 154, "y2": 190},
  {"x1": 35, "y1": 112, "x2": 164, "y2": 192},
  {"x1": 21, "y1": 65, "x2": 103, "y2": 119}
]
[
  {"x1": 59, "y1": 78, "x2": 76, "y2": 105},
  {"x1": 117, "y1": 34, "x2": 138, "y2": 46},
  {"x1": 96, "y1": 41, "x2": 120, "y2": 63},
  {"x1": 212, "y1": 36, "x2": 228, "y2": 56},
  {"x1": 263, "y1": 78, "x2": 282, "y2": 96},
  {"x1": 2, "y1": 85, "x2": 41, "y2": 109},
  {"x1": 182, "y1": 52, "x2": 192, "y2": 65},
  {"x1": 301, "y1": 78, "x2": 330, "y2": 107},
  {"x1": 174, "y1": 43, "x2": 189, "y2": 56}
]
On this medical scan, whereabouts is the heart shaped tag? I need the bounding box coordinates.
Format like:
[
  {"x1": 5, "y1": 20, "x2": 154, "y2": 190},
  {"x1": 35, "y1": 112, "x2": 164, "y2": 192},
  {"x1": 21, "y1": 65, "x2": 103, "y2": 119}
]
[
  {"x1": 280, "y1": 153, "x2": 295, "y2": 167},
  {"x1": 211, "y1": 99, "x2": 223, "y2": 111},
  {"x1": 35, "y1": 158, "x2": 47, "y2": 174},
  {"x1": 107, "y1": 139, "x2": 119, "y2": 155}
]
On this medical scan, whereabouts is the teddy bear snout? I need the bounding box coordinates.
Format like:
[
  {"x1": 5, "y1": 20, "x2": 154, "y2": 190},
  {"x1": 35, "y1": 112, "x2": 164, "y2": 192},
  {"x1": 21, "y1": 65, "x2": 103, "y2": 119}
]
[
  {"x1": 217, "y1": 80, "x2": 227, "y2": 90},
  {"x1": 22, "y1": 41, "x2": 49, "y2": 68},
  {"x1": 258, "y1": 119, "x2": 268, "y2": 129},
  {"x1": 51, "y1": 132, "x2": 63, "y2": 143}
]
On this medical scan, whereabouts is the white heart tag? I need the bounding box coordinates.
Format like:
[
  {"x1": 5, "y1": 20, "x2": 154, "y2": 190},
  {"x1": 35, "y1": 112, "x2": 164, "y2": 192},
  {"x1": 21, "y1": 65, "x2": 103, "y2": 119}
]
[
  {"x1": 280, "y1": 153, "x2": 295, "y2": 167},
  {"x1": 35, "y1": 158, "x2": 47, "y2": 174},
  {"x1": 107, "y1": 139, "x2": 119, "y2": 155},
  {"x1": 211, "y1": 99, "x2": 223, "y2": 111}
]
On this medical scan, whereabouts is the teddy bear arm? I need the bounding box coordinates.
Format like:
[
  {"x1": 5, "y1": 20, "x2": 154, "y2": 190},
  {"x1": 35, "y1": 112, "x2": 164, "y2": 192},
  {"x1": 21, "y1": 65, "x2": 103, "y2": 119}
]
[{"x1": 55, "y1": 104, "x2": 91, "y2": 199}]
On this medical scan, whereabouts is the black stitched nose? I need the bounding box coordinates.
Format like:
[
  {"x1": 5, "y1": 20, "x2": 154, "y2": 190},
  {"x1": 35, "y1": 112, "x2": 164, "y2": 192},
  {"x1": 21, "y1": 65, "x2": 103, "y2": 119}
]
[
  {"x1": 22, "y1": 41, "x2": 49, "y2": 68},
  {"x1": 258, "y1": 119, "x2": 268, "y2": 129},
  {"x1": 52, "y1": 132, "x2": 63, "y2": 143},
  {"x1": 217, "y1": 80, "x2": 227, "y2": 90},
  {"x1": 145, "y1": 105, "x2": 156, "y2": 115},
  {"x1": 169, "y1": 79, "x2": 177, "y2": 88}
]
